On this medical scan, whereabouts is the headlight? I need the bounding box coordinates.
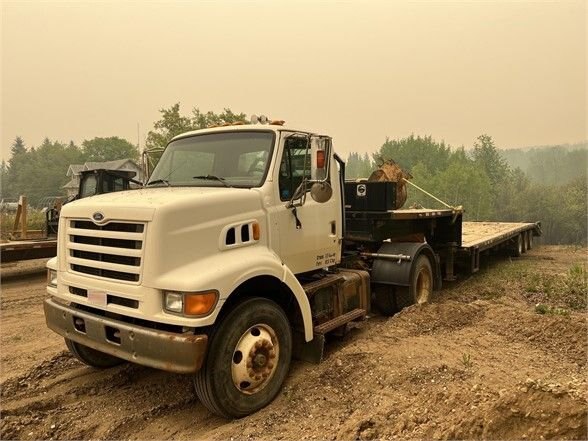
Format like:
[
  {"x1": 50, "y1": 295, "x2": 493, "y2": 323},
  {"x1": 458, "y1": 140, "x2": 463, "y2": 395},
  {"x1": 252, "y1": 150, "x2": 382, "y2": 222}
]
[
  {"x1": 47, "y1": 269, "x2": 57, "y2": 287},
  {"x1": 163, "y1": 290, "x2": 218, "y2": 316},
  {"x1": 164, "y1": 292, "x2": 183, "y2": 313}
]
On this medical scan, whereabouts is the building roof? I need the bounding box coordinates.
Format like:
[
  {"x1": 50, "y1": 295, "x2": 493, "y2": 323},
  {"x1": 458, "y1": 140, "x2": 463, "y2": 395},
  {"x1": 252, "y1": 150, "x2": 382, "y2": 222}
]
[
  {"x1": 84, "y1": 159, "x2": 139, "y2": 171},
  {"x1": 62, "y1": 178, "x2": 78, "y2": 189},
  {"x1": 66, "y1": 164, "x2": 85, "y2": 177}
]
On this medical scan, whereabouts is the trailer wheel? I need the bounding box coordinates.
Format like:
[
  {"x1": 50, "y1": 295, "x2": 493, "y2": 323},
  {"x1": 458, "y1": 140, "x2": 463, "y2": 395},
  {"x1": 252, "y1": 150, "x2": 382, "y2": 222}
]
[
  {"x1": 396, "y1": 255, "x2": 433, "y2": 310},
  {"x1": 373, "y1": 285, "x2": 399, "y2": 316},
  {"x1": 65, "y1": 338, "x2": 125, "y2": 369},
  {"x1": 511, "y1": 234, "x2": 524, "y2": 257},
  {"x1": 193, "y1": 298, "x2": 292, "y2": 418},
  {"x1": 526, "y1": 231, "x2": 533, "y2": 250}
]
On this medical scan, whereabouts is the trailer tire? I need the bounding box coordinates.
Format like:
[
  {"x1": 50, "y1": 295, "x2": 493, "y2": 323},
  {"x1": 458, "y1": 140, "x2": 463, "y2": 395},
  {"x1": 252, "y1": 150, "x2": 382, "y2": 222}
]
[
  {"x1": 373, "y1": 285, "x2": 399, "y2": 316},
  {"x1": 193, "y1": 297, "x2": 292, "y2": 418},
  {"x1": 526, "y1": 231, "x2": 533, "y2": 250},
  {"x1": 396, "y1": 255, "x2": 433, "y2": 311},
  {"x1": 65, "y1": 338, "x2": 125, "y2": 369},
  {"x1": 511, "y1": 234, "x2": 524, "y2": 257}
]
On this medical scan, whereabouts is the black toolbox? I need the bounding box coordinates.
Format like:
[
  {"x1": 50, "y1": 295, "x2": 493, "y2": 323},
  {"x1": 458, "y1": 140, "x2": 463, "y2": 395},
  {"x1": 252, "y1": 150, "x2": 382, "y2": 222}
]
[{"x1": 344, "y1": 181, "x2": 398, "y2": 211}]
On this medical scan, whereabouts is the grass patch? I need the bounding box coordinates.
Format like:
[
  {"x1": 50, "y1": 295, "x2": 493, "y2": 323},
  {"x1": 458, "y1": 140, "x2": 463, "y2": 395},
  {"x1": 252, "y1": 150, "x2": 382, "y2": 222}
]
[
  {"x1": 444, "y1": 251, "x2": 587, "y2": 312},
  {"x1": 525, "y1": 263, "x2": 587, "y2": 311}
]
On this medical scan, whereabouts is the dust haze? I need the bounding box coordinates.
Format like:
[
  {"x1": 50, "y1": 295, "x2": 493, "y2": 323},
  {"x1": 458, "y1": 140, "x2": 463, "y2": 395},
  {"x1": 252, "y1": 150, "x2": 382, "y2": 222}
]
[{"x1": 1, "y1": 1, "x2": 586, "y2": 159}]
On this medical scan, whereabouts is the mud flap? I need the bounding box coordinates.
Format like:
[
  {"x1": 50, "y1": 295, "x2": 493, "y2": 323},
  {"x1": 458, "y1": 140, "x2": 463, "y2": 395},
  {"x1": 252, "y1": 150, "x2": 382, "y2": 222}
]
[{"x1": 292, "y1": 329, "x2": 325, "y2": 364}]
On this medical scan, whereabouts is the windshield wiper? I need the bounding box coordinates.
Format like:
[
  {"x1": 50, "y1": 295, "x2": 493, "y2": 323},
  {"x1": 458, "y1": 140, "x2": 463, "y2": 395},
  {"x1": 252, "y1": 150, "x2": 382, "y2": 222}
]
[
  {"x1": 146, "y1": 179, "x2": 170, "y2": 187},
  {"x1": 193, "y1": 175, "x2": 232, "y2": 188}
]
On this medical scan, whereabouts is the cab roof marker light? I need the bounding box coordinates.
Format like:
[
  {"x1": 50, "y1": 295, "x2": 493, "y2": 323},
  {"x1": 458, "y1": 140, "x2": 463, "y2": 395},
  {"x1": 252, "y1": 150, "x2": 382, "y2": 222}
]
[{"x1": 250, "y1": 114, "x2": 272, "y2": 125}]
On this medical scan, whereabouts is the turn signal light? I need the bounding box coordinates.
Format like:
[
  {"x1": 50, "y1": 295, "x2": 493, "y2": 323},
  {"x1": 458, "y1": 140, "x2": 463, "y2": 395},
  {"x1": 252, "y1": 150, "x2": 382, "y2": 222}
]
[
  {"x1": 252, "y1": 222, "x2": 261, "y2": 240},
  {"x1": 184, "y1": 291, "x2": 218, "y2": 316}
]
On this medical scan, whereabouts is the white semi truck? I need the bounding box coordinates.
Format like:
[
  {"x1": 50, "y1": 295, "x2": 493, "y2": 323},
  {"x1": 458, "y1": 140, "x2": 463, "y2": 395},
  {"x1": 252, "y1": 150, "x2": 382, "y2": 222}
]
[{"x1": 44, "y1": 120, "x2": 540, "y2": 418}]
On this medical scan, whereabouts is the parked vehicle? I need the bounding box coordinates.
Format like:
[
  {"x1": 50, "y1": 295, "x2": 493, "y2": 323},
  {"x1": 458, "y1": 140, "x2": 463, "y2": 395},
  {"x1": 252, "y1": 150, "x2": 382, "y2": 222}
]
[{"x1": 43, "y1": 119, "x2": 540, "y2": 418}]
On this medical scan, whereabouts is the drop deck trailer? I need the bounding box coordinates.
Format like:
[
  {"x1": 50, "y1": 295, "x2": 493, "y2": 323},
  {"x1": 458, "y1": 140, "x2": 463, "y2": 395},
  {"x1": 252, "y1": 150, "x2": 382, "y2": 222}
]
[{"x1": 341, "y1": 181, "x2": 540, "y2": 280}]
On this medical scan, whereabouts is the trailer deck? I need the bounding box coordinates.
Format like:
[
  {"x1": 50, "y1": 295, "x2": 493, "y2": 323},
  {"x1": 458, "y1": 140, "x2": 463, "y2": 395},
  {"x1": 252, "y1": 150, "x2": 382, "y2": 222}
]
[
  {"x1": 461, "y1": 221, "x2": 540, "y2": 251},
  {"x1": 0, "y1": 239, "x2": 57, "y2": 264}
]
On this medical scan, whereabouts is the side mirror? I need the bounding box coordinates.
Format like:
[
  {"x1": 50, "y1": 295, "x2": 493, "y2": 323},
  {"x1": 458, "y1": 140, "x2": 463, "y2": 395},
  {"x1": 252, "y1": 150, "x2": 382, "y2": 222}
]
[{"x1": 310, "y1": 182, "x2": 333, "y2": 203}]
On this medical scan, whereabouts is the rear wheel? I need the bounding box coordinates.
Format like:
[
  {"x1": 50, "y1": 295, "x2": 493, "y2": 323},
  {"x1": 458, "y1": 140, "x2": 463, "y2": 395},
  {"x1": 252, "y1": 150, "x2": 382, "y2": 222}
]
[
  {"x1": 65, "y1": 338, "x2": 125, "y2": 369},
  {"x1": 396, "y1": 255, "x2": 433, "y2": 310},
  {"x1": 193, "y1": 298, "x2": 292, "y2": 418}
]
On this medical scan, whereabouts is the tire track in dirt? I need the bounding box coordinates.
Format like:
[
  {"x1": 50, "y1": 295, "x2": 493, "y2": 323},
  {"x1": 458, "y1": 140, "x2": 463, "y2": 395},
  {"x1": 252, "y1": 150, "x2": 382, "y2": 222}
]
[{"x1": 0, "y1": 350, "x2": 225, "y2": 440}]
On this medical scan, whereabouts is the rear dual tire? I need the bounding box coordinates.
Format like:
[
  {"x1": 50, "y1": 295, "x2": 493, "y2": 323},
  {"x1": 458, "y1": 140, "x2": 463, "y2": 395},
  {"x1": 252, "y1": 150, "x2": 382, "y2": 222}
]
[{"x1": 373, "y1": 255, "x2": 433, "y2": 316}]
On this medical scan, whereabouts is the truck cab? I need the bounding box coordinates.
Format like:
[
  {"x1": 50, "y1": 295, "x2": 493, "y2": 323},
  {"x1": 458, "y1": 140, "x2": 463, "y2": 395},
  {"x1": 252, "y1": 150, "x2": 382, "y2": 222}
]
[{"x1": 44, "y1": 122, "x2": 347, "y2": 417}]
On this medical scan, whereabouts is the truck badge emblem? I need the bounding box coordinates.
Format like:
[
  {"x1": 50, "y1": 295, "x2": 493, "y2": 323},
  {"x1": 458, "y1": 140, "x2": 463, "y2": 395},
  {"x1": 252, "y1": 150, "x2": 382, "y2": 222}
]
[
  {"x1": 357, "y1": 184, "x2": 367, "y2": 197},
  {"x1": 92, "y1": 212, "x2": 104, "y2": 222}
]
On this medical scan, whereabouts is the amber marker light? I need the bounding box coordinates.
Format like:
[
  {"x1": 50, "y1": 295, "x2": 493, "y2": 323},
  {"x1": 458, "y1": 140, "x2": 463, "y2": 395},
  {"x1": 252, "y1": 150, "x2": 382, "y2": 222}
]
[
  {"x1": 184, "y1": 291, "x2": 218, "y2": 316},
  {"x1": 316, "y1": 150, "x2": 326, "y2": 169},
  {"x1": 252, "y1": 222, "x2": 261, "y2": 240}
]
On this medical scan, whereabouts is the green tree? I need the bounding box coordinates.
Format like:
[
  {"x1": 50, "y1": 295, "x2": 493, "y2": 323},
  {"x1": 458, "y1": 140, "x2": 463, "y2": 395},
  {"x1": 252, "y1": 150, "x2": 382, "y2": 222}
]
[
  {"x1": 471, "y1": 134, "x2": 508, "y2": 187},
  {"x1": 346, "y1": 152, "x2": 375, "y2": 179},
  {"x1": 82, "y1": 136, "x2": 139, "y2": 162},
  {"x1": 145, "y1": 103, "x2": 194, "y2": 152},
  {"x1": 145, "y1": 103, "x2": 247, "y2": 152},
  {"x1": 375, "y1": 134, "x2": 451, "y2": 175},
  {"x1": 0, "y1": 160, "x2": 8, "y2": 197},
  {"x1": 5, "y1": 137, "x2": 29, "y2": 198},
  {"x1": 5, "y1": 138, "x2": 85, "y2": 204}
]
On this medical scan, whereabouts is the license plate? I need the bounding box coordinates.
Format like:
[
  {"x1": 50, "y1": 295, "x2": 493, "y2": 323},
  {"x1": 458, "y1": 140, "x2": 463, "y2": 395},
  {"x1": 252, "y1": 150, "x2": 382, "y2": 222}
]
[{"x1": 87, "y1": 290, "x2": 107, "y2": 306}]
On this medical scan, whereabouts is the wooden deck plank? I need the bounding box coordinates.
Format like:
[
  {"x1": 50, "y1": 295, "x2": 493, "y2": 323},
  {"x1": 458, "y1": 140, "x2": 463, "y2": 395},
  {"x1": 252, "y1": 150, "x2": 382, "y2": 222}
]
[{"x1": 461, "y1": 222, "x2": 535, "y2": 249}]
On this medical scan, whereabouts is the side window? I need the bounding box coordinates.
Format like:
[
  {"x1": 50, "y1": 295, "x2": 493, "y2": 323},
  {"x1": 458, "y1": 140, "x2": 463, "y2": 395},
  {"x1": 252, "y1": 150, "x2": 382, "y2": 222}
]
[{"x1": 279, "y1": 138, "x2": 311, "y2": 201}]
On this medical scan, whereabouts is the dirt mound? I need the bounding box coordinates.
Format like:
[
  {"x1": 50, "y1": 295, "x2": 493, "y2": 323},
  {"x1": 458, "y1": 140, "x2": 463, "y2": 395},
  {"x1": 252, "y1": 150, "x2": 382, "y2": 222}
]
[
  {"x1": 1, "y1": 246, "x2": 586, "y2": 440},
  {"x1": 451, "y1": 385, "x2": 587, "y2": 440}
]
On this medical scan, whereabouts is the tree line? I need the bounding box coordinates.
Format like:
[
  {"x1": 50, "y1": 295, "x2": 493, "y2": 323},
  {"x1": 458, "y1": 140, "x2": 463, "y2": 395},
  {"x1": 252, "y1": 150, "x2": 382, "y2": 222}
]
[
  {"x1": 1, "y1": 136, "x2": 139, "y2": 206},
  {"x1": 0, "y1": 103, "x2": 245, "y2": 206},
  {"x1": 346, "y1": 134, "x2": 587, "y2": 245},
  {"x1": 1, "y1": 103, "x2": 586, "y2": 245}
]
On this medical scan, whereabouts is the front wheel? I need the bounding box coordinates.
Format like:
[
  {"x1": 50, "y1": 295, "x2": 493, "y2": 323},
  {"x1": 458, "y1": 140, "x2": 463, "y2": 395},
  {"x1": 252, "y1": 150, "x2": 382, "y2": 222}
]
[
  {"x1": 396, "y1": 255, "x2": 433, "y2": 310},
  {"x1": 65, "y1": 338, "x2": 125, "y2": 369},
  {"x1": 193, "y1": 298, "x2": 292, "y2": 418}
]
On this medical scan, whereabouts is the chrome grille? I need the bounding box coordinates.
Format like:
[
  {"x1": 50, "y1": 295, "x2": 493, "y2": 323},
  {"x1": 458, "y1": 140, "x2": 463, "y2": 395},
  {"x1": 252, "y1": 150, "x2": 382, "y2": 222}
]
[{"x1": 67, "y1": 219, "x2": 146, "y2": 283}]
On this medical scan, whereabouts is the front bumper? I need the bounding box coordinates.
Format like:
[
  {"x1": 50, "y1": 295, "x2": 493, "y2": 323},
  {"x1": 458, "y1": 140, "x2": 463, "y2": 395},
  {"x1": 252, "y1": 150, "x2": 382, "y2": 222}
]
[{"x1": 44, "y1": 297, "x2": 208, "y2": 374}]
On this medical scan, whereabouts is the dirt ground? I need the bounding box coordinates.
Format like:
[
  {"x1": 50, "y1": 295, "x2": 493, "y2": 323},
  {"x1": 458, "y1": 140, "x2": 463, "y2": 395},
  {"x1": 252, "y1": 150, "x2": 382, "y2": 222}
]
[{"x1": 1, "y1": 246, "x2": 586, "y2": 440}]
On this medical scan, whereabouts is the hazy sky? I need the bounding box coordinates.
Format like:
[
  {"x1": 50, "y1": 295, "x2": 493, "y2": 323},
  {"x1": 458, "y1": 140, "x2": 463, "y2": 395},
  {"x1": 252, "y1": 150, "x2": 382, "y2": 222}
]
[{"x1": 1, "y1": 1, "x2": 586, "y2": 161}]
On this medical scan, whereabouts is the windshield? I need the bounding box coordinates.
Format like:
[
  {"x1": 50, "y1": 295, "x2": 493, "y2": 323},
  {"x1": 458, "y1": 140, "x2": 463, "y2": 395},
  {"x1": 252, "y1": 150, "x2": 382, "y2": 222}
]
[
  {"x1": 148, "y1": 131, "x2": 275, "y2": 188},
  {"x1": 79, "y1": 174, "x2": 97, "y2": 198}
]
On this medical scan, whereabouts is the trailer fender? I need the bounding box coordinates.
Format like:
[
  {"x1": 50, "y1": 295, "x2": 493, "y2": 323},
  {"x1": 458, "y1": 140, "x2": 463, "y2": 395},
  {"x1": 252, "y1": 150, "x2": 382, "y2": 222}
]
[{"x1": 371, "y1": 242, "x2": 441, "y2": 290}]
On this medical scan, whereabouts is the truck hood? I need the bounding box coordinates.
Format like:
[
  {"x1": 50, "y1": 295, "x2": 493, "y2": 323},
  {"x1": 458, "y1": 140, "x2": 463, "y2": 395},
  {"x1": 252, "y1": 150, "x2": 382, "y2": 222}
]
[{"x1": 61, "y1": 187, "x2": 263, "y2": 223}]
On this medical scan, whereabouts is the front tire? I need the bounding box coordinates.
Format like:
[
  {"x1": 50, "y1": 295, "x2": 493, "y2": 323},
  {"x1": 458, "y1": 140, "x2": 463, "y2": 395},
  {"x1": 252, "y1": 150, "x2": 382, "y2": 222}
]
[
  {"x1": 396, "y1": 255, "x2": 433, "y2": 310},
  {"x1": 65, "y1": 338, "x2": 125, "y2": 369},
  {"x1": 194, "y1": 298, "x2": 292, "y2": 418}
]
